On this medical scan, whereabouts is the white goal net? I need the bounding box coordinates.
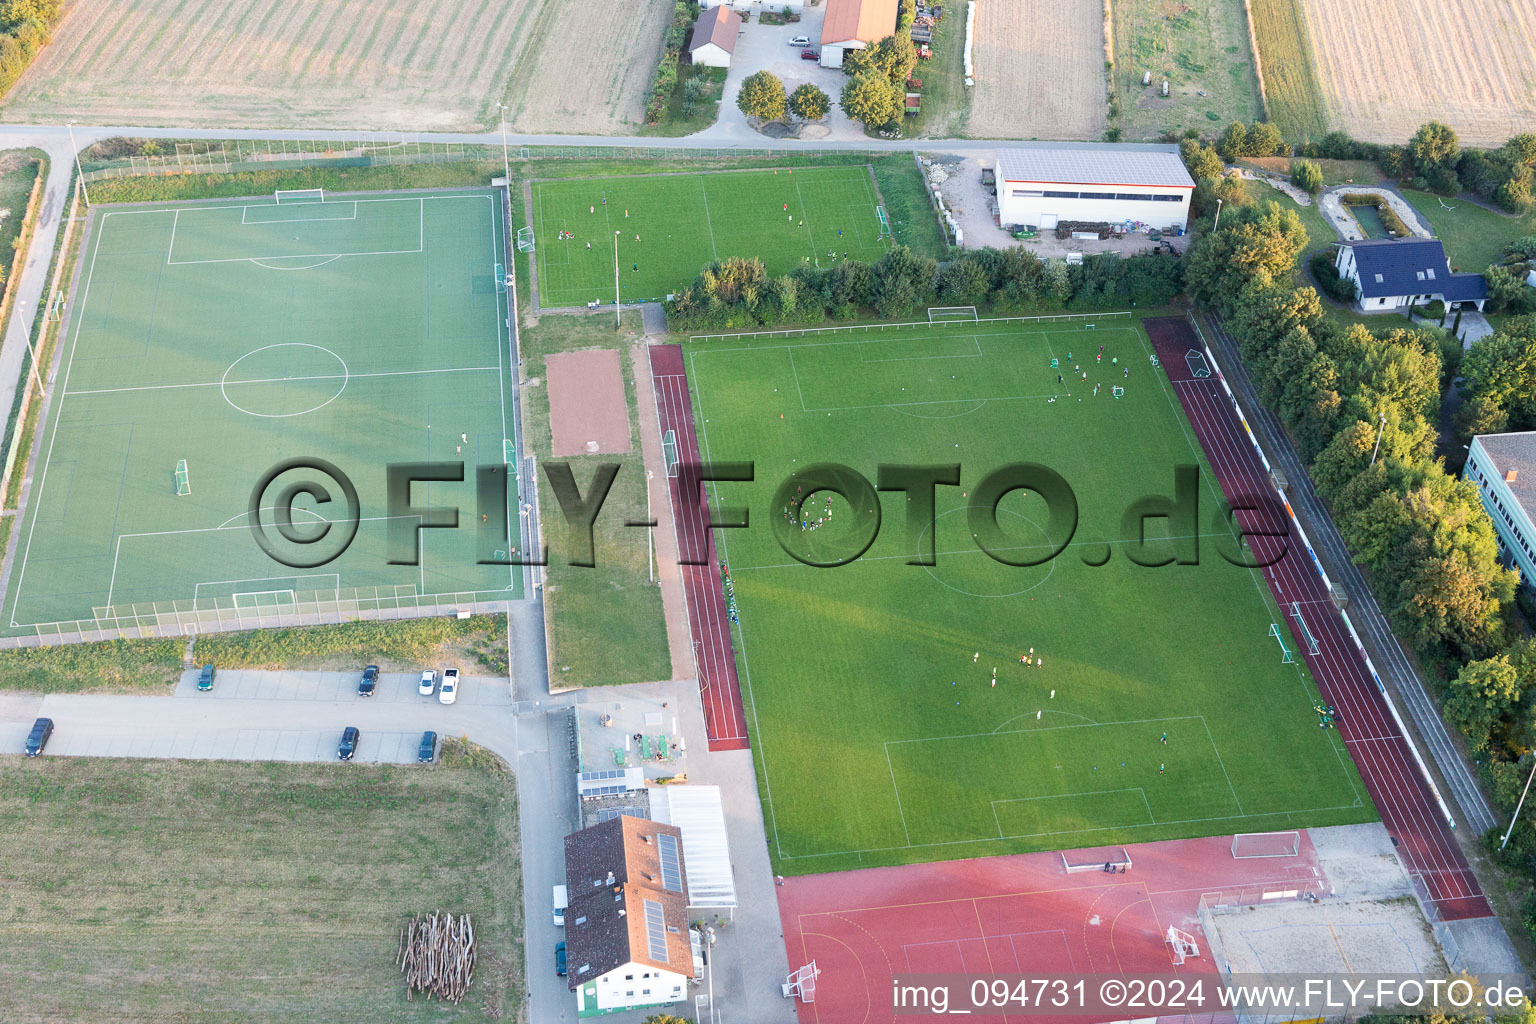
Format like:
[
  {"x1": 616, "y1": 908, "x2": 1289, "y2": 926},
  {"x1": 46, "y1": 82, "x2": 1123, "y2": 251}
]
[
  {"x1": 928, "y1": 305, "x2": 979, "y2": 323},
  {"x1": 1232, "y1": 831, "x2": 1301, "y2": 858},
  {"x1": 275, "y1": 188, "x2": 325, "y2": 204}
]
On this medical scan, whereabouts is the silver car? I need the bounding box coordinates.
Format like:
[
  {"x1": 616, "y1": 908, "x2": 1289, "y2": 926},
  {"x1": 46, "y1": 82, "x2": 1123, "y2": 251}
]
[{"x1": 418, "y1": 670, "x2": 436, "y2": 696}]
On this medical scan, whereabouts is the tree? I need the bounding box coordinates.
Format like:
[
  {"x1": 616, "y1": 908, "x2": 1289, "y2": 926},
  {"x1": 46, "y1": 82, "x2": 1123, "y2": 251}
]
[
  {"x1": 1216, "y1": 122, "x2": 1249, "y2": 161},
  {"x1": 870, "y1": 245, "x2": 935, "y2": 318},
  {"x1": 788, "y1": 83, "x2": 830, "y2": 121},
  {"x1": 1409, "y1": 121, "x2": 1461, "y2": 176},
  {"x1": 1185, "y1": 202, "x2": 1309, "y2": 317},
  {"x1": 1290, "y1": 158, "x2": 1323, "y2": 194},
  {"x1": 737, "y1": 70, "x2": 786, "y2": 122},
  {"x1": 1446, "y1": 655, "x2": 1522, "y2": 754},
  {"x1": 642, "y1": 1015, "x2": 692, "y2": 1024},
  {"x1": 935, "y1": 255, "x2": 990, "y2": 303},
  {"x1": 1246, "y1": 121, "x2": 1285, "y2": 156},
  {"x1": 1179, "y1": 138, "x2": 1225, "y2": 183},
  {"x1": 1396, "y1": 552, "x2": 1511, "y2": 663},
  {"x1": 840, "y1": 72, "x2": 903, "y2": 128},
  {"x1": 866, "y1": 34, "x2": 917, "y2": 84}
]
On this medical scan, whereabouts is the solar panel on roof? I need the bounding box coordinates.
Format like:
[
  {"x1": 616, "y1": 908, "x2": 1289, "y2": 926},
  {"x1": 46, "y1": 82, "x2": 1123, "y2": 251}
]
[
  {"x1": 658, "y1": 833, "x2": 683, "y2": 892},
  {"x1": 644, "y1": 899, "x2": 668, "y2": 962}
]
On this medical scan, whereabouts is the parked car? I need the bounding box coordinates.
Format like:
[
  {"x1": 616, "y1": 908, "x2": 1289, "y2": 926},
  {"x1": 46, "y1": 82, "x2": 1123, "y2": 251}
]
[
  {"x1": 800, "y1": 48, "x2": 819, "y2": 60},
  {"x1": 358, "y1": 664, "x2": 379, "y2": 696},
  {"x1": 24, "y1": 717, "x2": 52, "y2": 757},
  {"x1": 788, "y1": 34, "x2": 809, "y2": 45},
  {"x1": 418, "y1": 730, "x2": 437, "y2": 763},
  {"x1": 337, "y1": 726, "x2": 360, "y2": 761},
  {"x1": 196, "y1": 663, "x2": 216, "y2": 691},
  {"x1": 555, "y1": 941, "x2": 567, "y2": 976},
  {"x1": 553, "y1": 884, "x2": 569, "y2": 927},
  {"x1": 417, "y1": 669, "x2": 436, "y2": 696},
  {"x1": 439, "y1": 667, "x2": 459, "y2": 705}
]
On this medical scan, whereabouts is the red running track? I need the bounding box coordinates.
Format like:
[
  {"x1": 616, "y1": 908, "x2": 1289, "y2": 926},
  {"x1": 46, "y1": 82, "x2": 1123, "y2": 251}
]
[
  {"x1": 649, "y1": 344, "x2": 750, "y2": 751},
  {"x1": 780, "y1": 832, "x2": 1323, "y2": 1024},
  {"x1": 1144, "y1": 317, "x2": 1489, "y2": 922}
]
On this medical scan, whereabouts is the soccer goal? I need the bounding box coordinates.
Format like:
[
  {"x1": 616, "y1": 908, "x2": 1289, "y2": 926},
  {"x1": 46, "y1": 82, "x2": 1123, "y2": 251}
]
[
  {"x1": 173, "y1": 459, "x2": 191, "y2": 497},
  {"x1": 1268, "y1": 622, "x2": 1295, "y2": 664},
  {"x1": 494, "y1": 262, "x2": 507, "y2": 293},
  {"x1": 1290, "y1": 601, "x2": 1320, "y2": 655},
  {"x1": 782, "y1": 962, "x2": 820, "y2": 1003},
  {"x1": 1232, "y1": 831, "x2": 1301, "y2": 858},
  {"x1": 1186, "y1": 348, "x2": 1212, "y2": 379},
  {"x1": 927, "y1": 305, "x2": 979, "y2": 323},
  {"x1": 876, "y1": 205, "x2": 891, "y2": 236},
  {"x1": 661, "y1": 429, "x2": 680, "y2": 478},
  {"x1": 1165, "y1": 925, "x2": 1201, "y2": 965},
  {"x1": 1061, "y1": 848, "x2": 1133, "y2": 873},
  {"x1": 516, "y1": 226, "x2": 535, "y2": 253},
  {"x1": 274, "y1": 188, "x2": 324, "y2": 204}
]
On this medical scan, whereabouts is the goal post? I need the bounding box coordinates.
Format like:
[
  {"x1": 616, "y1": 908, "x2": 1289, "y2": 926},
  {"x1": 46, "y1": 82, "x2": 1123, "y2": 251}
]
[
  {"x1": 876, "y1": 205, "x2": 891, "y2": 236},
  {"x1": 783, "y1": 962, "x2": 820, "y2": 1003},
  {"x1": 274, "y1": 188, "x2": 325, "y2": 204},
  {"x1": 173, "y1": 459, "x2": 190, "y2": 497},
  {"x1": 927, "y1": 305, "x2": 979, "y2": 323},
  {"x1": 1061, "y1": 848, "x2": 1133, "y2": 873},
  {"x1": 1232, "y1": 831, "x2": 1301, "y2": 858},
  {"x1": 516, "y1": 226, "x2": 535, "y2": 252}
]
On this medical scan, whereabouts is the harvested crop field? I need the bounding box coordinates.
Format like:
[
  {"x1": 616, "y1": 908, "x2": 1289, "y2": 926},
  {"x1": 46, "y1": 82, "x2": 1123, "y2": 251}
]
[
  {"x1": 969, "y1": 0, "x2": 1105, "y2": 139},
  {"x1": 1303, "y1": 0, "x2": 1536, "y2": 146},
  {"x1": 1, "y1": 0, "x2": 670, "y2": 132}
]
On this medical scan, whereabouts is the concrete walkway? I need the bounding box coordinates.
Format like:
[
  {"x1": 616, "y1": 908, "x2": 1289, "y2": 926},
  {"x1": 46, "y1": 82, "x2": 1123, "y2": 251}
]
[{"x1": 1318, "y1": 185, "x2": 1434, "y2": 241}]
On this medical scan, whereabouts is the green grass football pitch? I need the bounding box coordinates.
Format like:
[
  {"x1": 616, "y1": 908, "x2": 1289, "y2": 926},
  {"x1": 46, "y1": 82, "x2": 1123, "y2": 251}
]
[
  {"x1": 3, "y1": 190, "x2": 523, "y2": 634},
  {"x1": 684, "y1": 317, "x2": 1375, "y2": 873},
  {"x1": 530, "y1": 166, "x2": 890, "y2": 308}
]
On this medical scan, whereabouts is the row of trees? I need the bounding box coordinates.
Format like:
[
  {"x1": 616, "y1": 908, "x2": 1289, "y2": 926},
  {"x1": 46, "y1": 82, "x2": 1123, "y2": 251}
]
[
  {"x1": 840, "y1": 34, "x2": 919, "y2": 131},
  {"x1": 1188, "y1": 201, "x2": 1515, "y2": 669},
  {"x1": 0, "y1": 0, "x2": 59, "y2": 97},
  {"x1": 1295, "y1": 122, "x2": 1536, "y2": 212},
  {"x1": 644, "y1": 0, "x2": 699, "y2": 124},
  {"x1": 736, "y1": 71, "x2": 830, "y2": 124},
  {"x1": 664, "y1": 246, "x2": 1182, "y2": 330}
]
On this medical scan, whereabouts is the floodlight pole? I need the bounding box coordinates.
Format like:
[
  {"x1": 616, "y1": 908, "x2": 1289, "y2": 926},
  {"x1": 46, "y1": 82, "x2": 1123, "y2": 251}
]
[
  {"x1": 1369, "y1": 411, "x2": 1387, "y2": 467},
  {"x1": 17, "y1": 302, "x2": 45, "y2": 397},
  {"x1": 67, "y1": 121, "x2": 90, "y2": 207},
  {"x1": 613, "y1": 230, "x2": 621, "y2": 330},
  {"x1": 1211, "y1": 197, "x2": 1223, "y2": 232},
  {"x1": 1501, "y1": 755, "x2": 1536, "y2": 850}
]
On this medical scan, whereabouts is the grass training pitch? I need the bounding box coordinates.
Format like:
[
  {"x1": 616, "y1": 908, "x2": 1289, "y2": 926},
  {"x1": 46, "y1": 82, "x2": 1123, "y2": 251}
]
[
  {"x1": 3, "y1": 189, "x2": 522, "y2": 635},
  {"x1": 530, "y1": 167, "x2": 890, "y2": 308},
  {"x1": 684, "y1": 317, "x2": 1374, "y2": 873}
]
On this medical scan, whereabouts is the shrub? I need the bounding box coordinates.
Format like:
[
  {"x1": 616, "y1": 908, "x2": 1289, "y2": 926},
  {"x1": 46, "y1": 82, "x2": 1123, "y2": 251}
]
[
  {"x1": 1309, "y1": 251, "x2": 1355, "y2": 302},
  {"x1": 788, "y1": 83, "x2": 830, "y2": 121},
  {"x1": 1290, "y1": 158, "x2": 1323, "y2": 194},
  {"x1": 738, "y1": 70, "x2": 787, "y2": 122}
]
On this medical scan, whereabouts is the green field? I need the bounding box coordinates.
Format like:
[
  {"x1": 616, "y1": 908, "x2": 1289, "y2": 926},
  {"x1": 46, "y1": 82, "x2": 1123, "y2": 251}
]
[
  {"x1": 1402, "y1": 189, "x2": 1536, "y2": 274},
  {"x1": 1248, "y1": 0, "x2": 1330, "y2": 142},
  {"x1": 0, "y1": 748, "x2": 521, "y2": 1022},
  {"x1": 530, "y1": 166, "x2": 892, "y2": 307},
  {"x1": 3, "y1": 190, "x2": 523, "y2": 635},
  {"x1": 685, "y1": 316, "x2": 1374, "y2": 873},
  {"x1": 1110, "y1": 0, "x2": 1261, "y2": 139}
]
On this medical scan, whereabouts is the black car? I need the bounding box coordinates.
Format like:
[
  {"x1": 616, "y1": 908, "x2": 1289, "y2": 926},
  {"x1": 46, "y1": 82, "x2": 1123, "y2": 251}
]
[
  {"x1": 337, "y1": 726, "x2": 360, "y2": 761},
  {"x1": 358, "y1": 664, "x2": 379, "y2": 697},
  {"x1": 196, "y1": 663, "x2": 216, "y2": 691},
  {"x1": 24, "y1": 717, "x2": 53, "y2": 757},
  {"x1": 417, "y1": 730, "x2": 437, "y2": 764}
]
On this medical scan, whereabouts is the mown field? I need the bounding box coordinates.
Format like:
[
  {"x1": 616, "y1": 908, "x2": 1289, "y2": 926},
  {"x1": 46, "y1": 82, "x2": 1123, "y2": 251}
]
[
  {"x1": 1110, "y1": 0, "x2": 1261, "y2": 139},
  {"x1": 1247, "y1": 0, "x2": 1329, "y2": 141},
  {"x1": 2, "y1": 0, "x2": 672, "y2": 132},
  {"x1": 0, "y1": 746, "x2": 522, "y2": 1023}
]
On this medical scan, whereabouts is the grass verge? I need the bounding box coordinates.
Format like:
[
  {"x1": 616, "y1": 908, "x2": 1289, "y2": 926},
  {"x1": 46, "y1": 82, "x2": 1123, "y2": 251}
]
[
  {"x1": 191, "y1": 616, "x2": 509, "y2": 675},
  {"x1": 0, "y1": 636, "x2": 183, "y2": 693},
  {"x1": 1247, "y1": 0, "x2": 1329, "y2": 142},
  {"x1": 1400, "y1": 189, "x2": 1536, "y2": 274},
  {"x1": 0, "y1": 753, "x2": 521, "y2": 1022}
]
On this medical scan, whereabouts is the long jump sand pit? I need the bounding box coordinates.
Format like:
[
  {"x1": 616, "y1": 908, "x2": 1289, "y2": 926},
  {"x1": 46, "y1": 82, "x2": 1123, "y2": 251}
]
[{"x1": 546, "y1": 349, "x2": 632, "y2": 457}]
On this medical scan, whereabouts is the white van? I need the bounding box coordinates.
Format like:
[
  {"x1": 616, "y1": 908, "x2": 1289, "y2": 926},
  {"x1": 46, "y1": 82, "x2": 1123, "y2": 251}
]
[{"x1": 553, "y1": 884, "x2": 569, "y2": 927}]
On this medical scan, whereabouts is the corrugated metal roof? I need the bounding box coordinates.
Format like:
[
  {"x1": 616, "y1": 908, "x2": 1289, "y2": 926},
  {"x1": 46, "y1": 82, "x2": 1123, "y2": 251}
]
[
  {"x1": 996, "y1": 145, "x2": 1194, "y2": 188},
  {"x1": 650, "y1": 786, "x2": 737, "y2": 909}
]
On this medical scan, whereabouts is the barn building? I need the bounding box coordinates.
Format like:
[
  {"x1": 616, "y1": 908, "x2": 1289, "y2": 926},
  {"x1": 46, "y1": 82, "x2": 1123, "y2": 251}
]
[
  {"x1": 688, "y1": 5, "x2": 741, "y2": 68},
  {"x1": 819, "y1": 0, "x2": 897, "y2": 68},
  {"x1": 995, "y1": 143, "x2": 1195, "y2": 235}
]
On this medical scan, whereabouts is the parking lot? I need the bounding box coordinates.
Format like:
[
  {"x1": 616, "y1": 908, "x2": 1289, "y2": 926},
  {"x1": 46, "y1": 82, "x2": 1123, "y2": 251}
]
[
  {"x1": 174, "y1": 668, "x2": 511, "y2": 705},
  {"x1": 717, "y1": 5, "x2": 870, "y2": 141}
]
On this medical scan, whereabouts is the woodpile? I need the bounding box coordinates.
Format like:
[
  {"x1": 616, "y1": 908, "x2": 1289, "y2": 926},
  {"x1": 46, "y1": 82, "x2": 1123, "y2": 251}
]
[{"x1": 397, "y1": 911, "x2": 476, "y2": 1002}]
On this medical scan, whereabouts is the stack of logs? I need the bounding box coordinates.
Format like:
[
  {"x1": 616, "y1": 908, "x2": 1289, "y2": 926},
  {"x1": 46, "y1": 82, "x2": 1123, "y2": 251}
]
[{"x1": 397, "y1": 911, "x2": 476, "y2": 1002}]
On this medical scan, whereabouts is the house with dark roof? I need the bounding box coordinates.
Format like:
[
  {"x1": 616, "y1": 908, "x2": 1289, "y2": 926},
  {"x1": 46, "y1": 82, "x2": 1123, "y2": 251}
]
[
  {"x1": 688, "y1": 5, "x2": 741, "y2": 68},
  {"x1": 1333, "y1": 238, "x2": 1487, "y2": 313},
  {"x1": 564, "y1": 815, "x2": 696, "y2": 1017},
  {"x1": 994, "y1": 143, "x2": 1196, "y2": 236}
]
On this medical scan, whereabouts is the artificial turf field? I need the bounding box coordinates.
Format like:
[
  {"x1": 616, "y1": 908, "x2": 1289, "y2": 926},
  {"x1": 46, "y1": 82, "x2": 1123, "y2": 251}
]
[
  {"x1": 530, "y1": 166, "x2": 890, "y2": 308},
  {"x1": 3, "y1": 190, "x2": 522, "y2": 634},
  {"x1": 684, "y1": 316, "x2": 1376, "y2": 873}
]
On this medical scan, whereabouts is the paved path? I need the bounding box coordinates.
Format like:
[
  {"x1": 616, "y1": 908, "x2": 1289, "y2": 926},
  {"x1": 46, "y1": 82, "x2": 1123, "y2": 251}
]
[{"x1": 1200, "y1": 313, "x2": 1497, "y2": 837}]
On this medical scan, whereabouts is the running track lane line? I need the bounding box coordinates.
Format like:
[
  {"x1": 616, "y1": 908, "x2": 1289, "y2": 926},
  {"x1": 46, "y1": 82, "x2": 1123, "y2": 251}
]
[
  {"x1": 1143, "y1": 317, "x2": 1491, "y2": 922},
  {"x1": 649, "y1": 344, "x2": 750, "y2": 751}
]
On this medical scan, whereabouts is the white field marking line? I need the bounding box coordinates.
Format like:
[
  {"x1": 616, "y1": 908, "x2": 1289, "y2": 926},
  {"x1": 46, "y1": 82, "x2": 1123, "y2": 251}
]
[
  {"x1": 786, "y1": 348, "x2": 809, "y2": 413},
  {"x1": 193, "y1": 572, "x2": 340, "y2": 598},
  {"x1": 168, "y1": 244, "x2": 423, "y2": 267},
  {"x1": 989, "y1": 788, "x2": 1155, "y2": 839},
  {"x1": 249, "y1": 256, "x2": 342, "y2": 271},
  {"x1": 165, "y1": 194, "x2": 434, "y2": 265},
  {"x1": 795, "y1": 181, "x2": 819, "y2": 258},
  {"x1": 698, "y1": 176, "x2": 720, "y2": 262},
  {"x1": 242, "y1": 201, "x2": 358, "y2": 224},
  {"x1": 855, "y1": 336, "x2": 985, "y2": 363},
  {"x1": 690, "y1": 325, "x2": 1143, "y2": 359},
  {"x1": 484, "y1": 193, "x2": 517, "y2": 595},
  {"x1": 167, "y1": 210, "x2": 179, "y2": 266},
  {"x1": 780, "y1": 801, "x2": 1369, "y2": 859},
  {"x1": 885, "y1": 715, "x2": 1203, "y2": 748},
  {"x1": 1200, "y1": 715, "x2": 1247, "y2": 816},
  {"x1": 687, "y1": 346, "x2": 785, "y2": 853},
  {"x1": 886, "y1": 745, "x2": 912, "y2": 845},
  {"x1": 728, "y1": 532, "x2": 1237, "y2": 572},
  {"x1": 104, "y1": 515, "x2": 422, "y2": 610},
  {"x1": 65, "y1": 365, "x2": 502, "y2": 396}
]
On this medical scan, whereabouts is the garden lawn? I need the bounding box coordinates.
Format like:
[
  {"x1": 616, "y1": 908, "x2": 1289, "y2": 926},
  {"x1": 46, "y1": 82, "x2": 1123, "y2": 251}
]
[
  {"x1": 685, "y1": 317, "x2": 1374, "y2": 874},
  {"x1": 1402, "y1": 189, "x2": 1536, "y2": 274}
]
